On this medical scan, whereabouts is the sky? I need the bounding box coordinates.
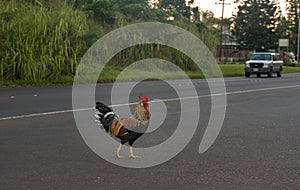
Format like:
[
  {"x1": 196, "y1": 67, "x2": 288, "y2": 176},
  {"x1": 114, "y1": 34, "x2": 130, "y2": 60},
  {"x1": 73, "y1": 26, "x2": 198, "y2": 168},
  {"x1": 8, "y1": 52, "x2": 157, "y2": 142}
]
[{"x1": 195, "y1": 0, "x2": 287, "y2": 18}]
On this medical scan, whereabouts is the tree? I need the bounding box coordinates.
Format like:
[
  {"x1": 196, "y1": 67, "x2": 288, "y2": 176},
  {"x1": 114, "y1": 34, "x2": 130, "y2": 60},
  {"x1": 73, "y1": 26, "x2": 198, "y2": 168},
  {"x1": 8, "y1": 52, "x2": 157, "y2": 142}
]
[
  {"x1": 233, "y1": 0, "x2": 280, "y2": 51},
  {"x1": 276, "y1": 17, "x2": 289, "y2": 39},
  {"x1": 285, "y1": 0, "x2": 298, "y2": 53},
  {"x1": 157, "y1": 0, "x2": 192, "y2": 21},
  {"x1": 201, "y1": 10, "x2": 220, "y2": 30}
]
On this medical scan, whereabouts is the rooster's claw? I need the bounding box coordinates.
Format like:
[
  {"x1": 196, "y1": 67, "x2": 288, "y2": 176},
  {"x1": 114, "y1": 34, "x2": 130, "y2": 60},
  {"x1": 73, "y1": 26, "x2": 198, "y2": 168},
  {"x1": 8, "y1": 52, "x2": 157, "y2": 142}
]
[{"x1": 129, "y1": 155, "x2": 141, "y2": 159}]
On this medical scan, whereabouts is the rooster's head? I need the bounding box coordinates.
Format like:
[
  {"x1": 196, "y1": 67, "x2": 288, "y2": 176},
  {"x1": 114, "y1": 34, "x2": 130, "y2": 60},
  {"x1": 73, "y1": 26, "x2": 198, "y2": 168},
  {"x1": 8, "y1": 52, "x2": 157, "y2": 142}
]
[{"x1": 139, "y1": 95, "x2": 149, "y2": 109}]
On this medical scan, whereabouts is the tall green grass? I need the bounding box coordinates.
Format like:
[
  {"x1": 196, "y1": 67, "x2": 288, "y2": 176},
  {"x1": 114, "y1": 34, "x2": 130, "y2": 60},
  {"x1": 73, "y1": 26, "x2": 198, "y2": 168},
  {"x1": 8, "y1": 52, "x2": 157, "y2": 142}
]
[
  {"x1": 0, "y1": 1, "x2": 222, "y2": 85},
  {"x1": 0, "y1": 0, "x2": 87, "y2": 82}
]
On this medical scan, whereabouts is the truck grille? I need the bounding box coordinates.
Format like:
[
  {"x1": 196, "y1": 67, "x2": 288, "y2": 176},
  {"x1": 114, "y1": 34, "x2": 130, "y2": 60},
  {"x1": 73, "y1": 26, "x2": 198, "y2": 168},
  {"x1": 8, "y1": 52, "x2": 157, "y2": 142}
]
[{"x1": 250, "y1": 63, "x2": 263, "y2": 68}]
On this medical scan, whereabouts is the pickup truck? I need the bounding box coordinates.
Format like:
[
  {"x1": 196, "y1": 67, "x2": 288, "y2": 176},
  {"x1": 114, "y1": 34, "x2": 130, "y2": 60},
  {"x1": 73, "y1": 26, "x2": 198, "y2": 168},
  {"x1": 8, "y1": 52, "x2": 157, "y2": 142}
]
[{"x1": 245, "y1": 52, "x2": 283, "y2": 78}]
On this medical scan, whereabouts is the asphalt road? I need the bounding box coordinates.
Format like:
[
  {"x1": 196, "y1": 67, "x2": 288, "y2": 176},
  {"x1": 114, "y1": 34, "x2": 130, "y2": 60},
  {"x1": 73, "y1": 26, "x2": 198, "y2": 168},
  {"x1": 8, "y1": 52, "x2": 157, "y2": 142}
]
[{"x1": 1, "y1": 73, "x2": 300, "y2": 189}]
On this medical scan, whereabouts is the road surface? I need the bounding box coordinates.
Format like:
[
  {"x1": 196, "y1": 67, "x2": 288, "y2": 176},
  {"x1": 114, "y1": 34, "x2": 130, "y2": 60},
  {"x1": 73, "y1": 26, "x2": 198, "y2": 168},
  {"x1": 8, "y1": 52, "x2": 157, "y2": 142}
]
[{"x1": 1, "y1": 73, "x2": 300, "y2": 189}]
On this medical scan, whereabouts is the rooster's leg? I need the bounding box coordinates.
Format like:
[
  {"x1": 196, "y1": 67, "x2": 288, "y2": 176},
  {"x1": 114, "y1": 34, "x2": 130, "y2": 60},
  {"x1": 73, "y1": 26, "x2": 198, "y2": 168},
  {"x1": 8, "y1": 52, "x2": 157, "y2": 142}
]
[
  {"x1": 116, "y1": 143, "x2": 123, "y2": 158},
  {"x1": 129, "y1": 146, "x2": 140, "y2": 159}
]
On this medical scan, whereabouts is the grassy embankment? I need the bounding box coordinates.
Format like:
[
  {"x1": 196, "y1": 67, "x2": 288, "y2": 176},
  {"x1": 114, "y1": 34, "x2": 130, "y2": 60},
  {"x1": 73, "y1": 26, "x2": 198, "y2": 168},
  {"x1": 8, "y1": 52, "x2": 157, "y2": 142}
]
[
  {"x1": 1, "y1": 64, "x2": 300, "y2": 86},
  {"x1": 1, "y1": 1, "x2": 300, "y2": 86},
  {"x1": 97, "y1": 64, "x2": 300, "y2": 82}
]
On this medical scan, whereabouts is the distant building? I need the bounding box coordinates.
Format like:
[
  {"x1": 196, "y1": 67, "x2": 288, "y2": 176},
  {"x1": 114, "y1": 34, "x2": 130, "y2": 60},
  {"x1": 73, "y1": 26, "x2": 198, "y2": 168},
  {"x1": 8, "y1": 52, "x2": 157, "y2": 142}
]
[{"x1": 218, "y1": 23, "x2": 249, "y2": 62}]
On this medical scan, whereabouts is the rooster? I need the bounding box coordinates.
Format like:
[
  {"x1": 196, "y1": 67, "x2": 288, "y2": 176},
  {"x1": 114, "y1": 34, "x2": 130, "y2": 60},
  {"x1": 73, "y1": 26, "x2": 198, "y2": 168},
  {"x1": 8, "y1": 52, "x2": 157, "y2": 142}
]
[{"x1": 95, "y1": 95, "x2": 150, "y2": 158}]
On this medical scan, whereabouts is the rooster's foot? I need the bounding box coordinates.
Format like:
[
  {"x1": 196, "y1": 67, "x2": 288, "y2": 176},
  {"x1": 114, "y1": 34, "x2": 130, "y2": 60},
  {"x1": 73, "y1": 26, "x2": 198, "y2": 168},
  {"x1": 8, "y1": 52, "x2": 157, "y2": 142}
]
[
  {"x1": 116, "y1": 153, "x2": 123, "y2": 158},
  {"x1": 129, "y1": 146, "x2": 140, "y2": 158},
  {"x1": 129, "y1": 155, "x2": 141, "y2": 159}
]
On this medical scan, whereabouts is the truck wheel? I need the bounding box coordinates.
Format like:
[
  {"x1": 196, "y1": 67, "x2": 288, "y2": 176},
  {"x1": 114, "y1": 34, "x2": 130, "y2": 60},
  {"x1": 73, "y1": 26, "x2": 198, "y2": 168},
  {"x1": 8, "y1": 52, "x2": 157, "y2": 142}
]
[
  {"x1": 245, "y1": 72, "x2": 250, "y2": 78},
  {"x1": 267, "y1": 72, "x2": 272, "y2": 78},
  {"x1": 268, "y1": 68, "x2": 273, "y2": 78},
  {"x1": 277, "y1": 71, "x2": 282, "y2": 77}
]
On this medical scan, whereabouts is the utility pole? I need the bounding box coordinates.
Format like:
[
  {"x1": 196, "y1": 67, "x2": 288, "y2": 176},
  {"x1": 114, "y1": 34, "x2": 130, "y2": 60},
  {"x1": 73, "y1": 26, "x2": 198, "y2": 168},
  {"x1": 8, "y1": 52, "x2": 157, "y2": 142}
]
[
  {"x1": 215, "y1": 0, "x2": 231, "y2": 61},
  {"x1": 297, "y1": 3, "x2": 300, "y2": 64}
]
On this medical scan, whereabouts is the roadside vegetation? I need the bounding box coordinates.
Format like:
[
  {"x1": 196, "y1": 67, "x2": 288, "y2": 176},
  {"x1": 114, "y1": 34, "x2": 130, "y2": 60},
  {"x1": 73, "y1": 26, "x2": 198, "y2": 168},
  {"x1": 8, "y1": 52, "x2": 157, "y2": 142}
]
[
  {"x1": 0, "y1": 0, "x2": 299, "y2": 86},
  {"x1": 1, "y1": 64, "x2": 300, "y2": 86}
]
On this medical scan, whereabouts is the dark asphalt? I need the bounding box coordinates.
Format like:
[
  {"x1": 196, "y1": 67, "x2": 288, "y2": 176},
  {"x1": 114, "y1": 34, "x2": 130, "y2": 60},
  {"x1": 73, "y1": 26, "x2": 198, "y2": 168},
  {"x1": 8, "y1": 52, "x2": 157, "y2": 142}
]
[{"x1": 1, "y1": 73, "x2": 300, "y2": 189}]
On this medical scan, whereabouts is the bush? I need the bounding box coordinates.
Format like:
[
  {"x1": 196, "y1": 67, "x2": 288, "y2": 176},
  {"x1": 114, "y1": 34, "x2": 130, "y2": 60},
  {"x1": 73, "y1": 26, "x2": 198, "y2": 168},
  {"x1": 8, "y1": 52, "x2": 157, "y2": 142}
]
[{"x1": 0, "y1": 0, "x2": 88, "y2": 81}]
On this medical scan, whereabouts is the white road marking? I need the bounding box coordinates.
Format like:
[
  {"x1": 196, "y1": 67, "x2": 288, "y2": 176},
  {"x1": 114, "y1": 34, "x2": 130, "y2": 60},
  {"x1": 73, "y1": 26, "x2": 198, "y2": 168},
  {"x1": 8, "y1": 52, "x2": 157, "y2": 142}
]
[{"x1": 1, "y1": 84, "x2": 300, "y2": 121}]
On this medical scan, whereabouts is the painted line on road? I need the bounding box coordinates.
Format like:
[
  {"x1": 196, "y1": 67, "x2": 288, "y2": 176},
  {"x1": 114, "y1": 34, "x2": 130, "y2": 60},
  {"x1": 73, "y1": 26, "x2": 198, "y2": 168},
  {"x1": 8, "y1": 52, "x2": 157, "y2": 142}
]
[{"x1": 1, "y1": 84, "x2": 300, "y2": 121}]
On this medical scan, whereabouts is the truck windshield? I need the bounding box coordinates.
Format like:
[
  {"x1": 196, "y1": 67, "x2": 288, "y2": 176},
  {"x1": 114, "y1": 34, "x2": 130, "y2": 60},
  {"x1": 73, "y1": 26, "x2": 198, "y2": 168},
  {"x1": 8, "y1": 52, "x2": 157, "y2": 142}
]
[{"x1": 250, "y1": 54, "x2": 272, "y2": 61}]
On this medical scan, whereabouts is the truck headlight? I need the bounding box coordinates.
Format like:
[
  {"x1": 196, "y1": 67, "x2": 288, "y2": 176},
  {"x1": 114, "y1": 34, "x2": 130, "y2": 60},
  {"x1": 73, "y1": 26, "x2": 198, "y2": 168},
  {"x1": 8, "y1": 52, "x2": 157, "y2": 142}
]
[
  {"x1": 245, "y1": 63, "x2": 250, "y2": 68},
  {"x1": 263, "y1": 64, "x2": 270, "y2": 68}
]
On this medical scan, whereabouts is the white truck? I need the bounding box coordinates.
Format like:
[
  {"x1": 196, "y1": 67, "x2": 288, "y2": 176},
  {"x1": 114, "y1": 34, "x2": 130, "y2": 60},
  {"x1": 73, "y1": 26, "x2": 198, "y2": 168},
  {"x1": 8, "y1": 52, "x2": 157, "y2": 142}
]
[{"x1": 245, "y1": 52, "x2": 283, "y2": 78}]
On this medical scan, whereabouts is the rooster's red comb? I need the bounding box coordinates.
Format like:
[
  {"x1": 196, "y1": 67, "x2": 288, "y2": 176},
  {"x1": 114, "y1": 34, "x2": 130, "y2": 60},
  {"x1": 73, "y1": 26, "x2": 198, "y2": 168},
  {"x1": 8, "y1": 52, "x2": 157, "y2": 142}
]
[{"x1": 139, "y1": 95, "x2": 148, "y2": 102}]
